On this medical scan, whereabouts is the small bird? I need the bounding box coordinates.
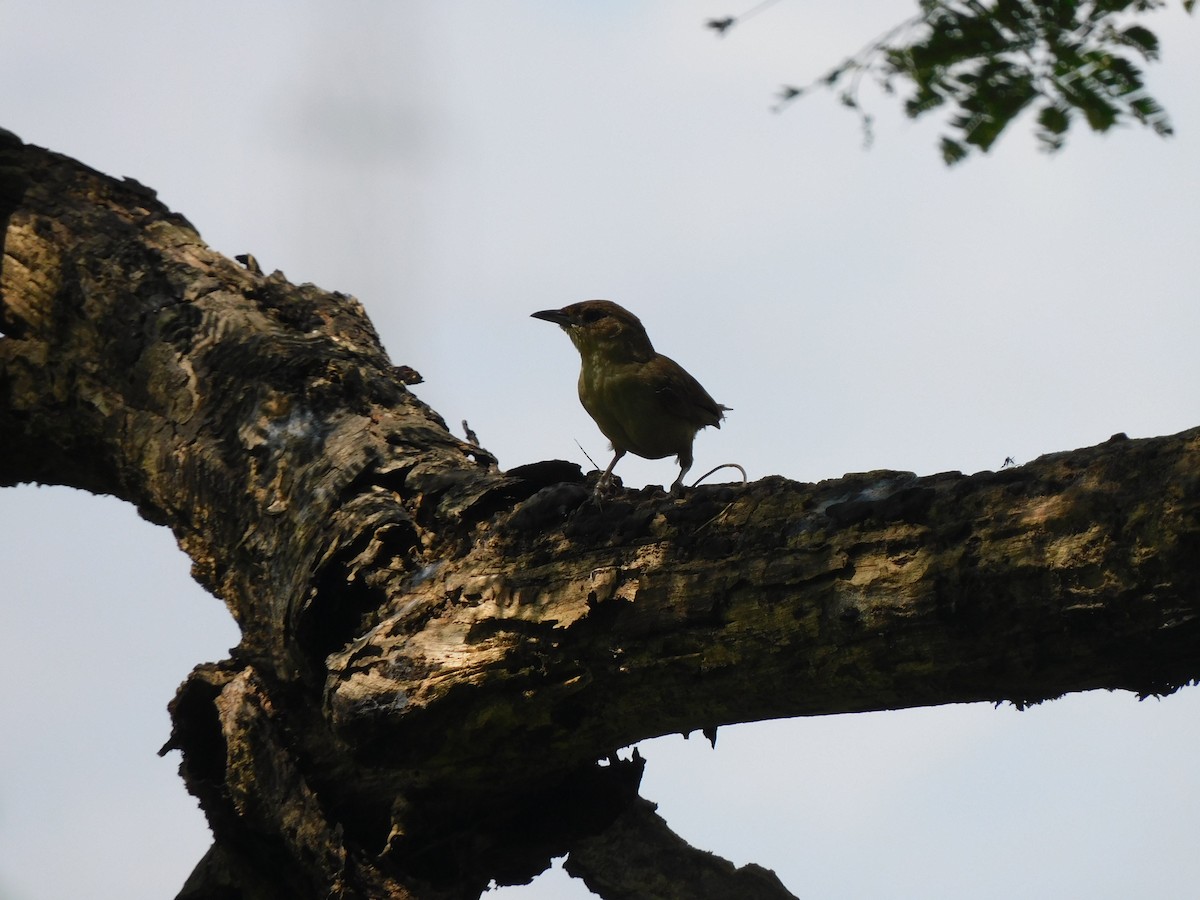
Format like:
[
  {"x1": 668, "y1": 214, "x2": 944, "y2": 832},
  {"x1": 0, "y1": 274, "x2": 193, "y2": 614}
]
[{"x1": 531, "y1": 300, "x2": 729, "y2": 493}]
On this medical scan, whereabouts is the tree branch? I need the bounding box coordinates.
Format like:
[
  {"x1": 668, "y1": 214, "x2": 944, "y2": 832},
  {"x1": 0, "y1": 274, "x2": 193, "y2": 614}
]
[
  {"x1": 327, "y1": 430, "x2": 1200, "y2": 783},
  {"x1": 3, "y1": 131, "x2": 1198, "y2": 898},
  {"x1": 565, "y1": 796, "x2": 798, "y2": 900}
]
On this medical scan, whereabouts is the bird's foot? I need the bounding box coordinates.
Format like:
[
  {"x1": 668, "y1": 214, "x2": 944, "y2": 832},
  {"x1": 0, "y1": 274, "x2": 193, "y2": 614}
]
[{"x1": 591, "y1": 472, "x2": 622, "y2": 502}]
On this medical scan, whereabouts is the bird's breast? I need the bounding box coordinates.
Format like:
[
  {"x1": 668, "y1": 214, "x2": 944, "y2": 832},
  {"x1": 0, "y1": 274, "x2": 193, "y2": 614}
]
[{"x1": 577, "y1": 356, "x2": 705, "y2": 460}]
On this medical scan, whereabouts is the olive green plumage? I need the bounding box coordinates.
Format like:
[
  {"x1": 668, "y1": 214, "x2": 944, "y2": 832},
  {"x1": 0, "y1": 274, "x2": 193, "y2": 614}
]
[{"x1": 531, "y1": 300, "x2": 728, "y2": 492}]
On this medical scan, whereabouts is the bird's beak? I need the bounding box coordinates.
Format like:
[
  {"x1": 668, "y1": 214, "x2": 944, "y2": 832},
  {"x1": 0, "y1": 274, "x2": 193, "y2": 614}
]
[{"x1": 531, "y1": 308, "x2": 572, "y2": 327}]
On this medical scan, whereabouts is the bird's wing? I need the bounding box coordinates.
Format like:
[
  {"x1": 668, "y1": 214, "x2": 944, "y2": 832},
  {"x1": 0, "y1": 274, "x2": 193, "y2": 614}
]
[{"x1": 653, "y1": 355, "x2": 726, "y2": 428}]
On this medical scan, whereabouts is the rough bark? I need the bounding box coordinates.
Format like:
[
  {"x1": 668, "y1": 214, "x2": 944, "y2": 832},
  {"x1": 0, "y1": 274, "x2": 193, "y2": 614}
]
[
  {"x1": 565, "y1": 795, "x2": 798, "y2": 900},
  {"x1": 2, "y1": 130, "x2": 1198, "y2": 899}
]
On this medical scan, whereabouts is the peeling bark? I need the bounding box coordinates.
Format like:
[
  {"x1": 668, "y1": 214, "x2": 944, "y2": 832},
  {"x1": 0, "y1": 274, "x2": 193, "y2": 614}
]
[{"x1": 2, "y1": 131, "x2": 1198, "y2": 899}]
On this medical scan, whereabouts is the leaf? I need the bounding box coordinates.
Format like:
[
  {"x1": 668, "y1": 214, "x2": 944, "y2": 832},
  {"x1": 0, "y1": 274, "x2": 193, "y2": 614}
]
[
  {"x1": 905, "y1": 86, "x2": 948, "y2": 117},
  {"x1": 1080, "y1": 94, "x2": 1119, "y2": 130},
  {"x1": 1037, "y1": 104, "x2": 1071, "y2": 135},
  {"x1": 1035, "y1": 104, "x2": 1072, "y2": 151},
  {"x1": 822, "y1": 62, "x2": 851, "y2": 87},
  {"x1": 1117, "y1": 24, "x2": 1161, "y2": 59},
  {"x1": 758, "y1": 0, "x2": 1181, "y2": 163},
  {"x1": 771, "y1": 85, "x2": 804, "y2": 113},
  {"x1": 941, "y1": 136, "x2": 969, "y2": 164},
  {"x1": 1130, "y1": 95, "x2": 1174, "y2": 134}
]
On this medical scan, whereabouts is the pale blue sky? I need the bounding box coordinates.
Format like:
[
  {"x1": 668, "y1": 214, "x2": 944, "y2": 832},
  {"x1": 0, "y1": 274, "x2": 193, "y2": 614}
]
[{"x1": 2, "y1": 3, "x2": 1198, "y2": 898}]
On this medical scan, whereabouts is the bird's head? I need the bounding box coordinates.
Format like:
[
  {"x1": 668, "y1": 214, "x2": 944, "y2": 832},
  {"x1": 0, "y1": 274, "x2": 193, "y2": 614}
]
[{"x1": 531, "y1": 300, "x2": 655, "y2": 362}]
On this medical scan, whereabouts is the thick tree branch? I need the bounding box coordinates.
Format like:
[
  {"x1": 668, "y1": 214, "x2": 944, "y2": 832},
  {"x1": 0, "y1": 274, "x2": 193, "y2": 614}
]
[
  {"x1": 327, "y1": 430, "x2": 1200, "y2": 790},
  {"x1": 3, "y1": 130, "x2": 1198, "y2": 899},
  {"x1": 566, "y1": 796, "x2": 799, "y2": 900}
]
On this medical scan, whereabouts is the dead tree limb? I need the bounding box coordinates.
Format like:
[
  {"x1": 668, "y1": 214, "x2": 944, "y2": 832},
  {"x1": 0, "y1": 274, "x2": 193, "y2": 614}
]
[{"x1": 2, "y1": 130, "x2": 1197, "y2": 899}]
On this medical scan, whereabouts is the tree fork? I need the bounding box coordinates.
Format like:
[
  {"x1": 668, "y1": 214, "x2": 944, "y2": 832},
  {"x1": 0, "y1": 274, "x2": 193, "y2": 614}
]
[{"x1": 2, "y1": 130, "x2": 1198, "y2": 898}]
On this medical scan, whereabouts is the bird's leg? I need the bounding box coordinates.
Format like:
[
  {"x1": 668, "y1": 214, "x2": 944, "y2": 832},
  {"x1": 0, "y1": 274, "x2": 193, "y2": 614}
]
[
  {"x1": 597, "y1": 447, "x2": 626, "y2": 495},
  {"x1": 669, "y1": 450, "x2": 694, "y2": 495}
]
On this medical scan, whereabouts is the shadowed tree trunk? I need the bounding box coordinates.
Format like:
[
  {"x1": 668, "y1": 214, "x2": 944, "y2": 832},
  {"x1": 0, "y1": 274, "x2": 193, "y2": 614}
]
[{"x1": 2, "y1": 130, "x2": 1198, "y2": 899}]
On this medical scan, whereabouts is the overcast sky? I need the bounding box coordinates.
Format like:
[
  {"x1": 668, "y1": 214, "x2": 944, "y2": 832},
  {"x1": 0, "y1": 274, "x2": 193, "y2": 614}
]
[{"x1": 1, "y1": 2, "x2": 1198, "y2": 898}]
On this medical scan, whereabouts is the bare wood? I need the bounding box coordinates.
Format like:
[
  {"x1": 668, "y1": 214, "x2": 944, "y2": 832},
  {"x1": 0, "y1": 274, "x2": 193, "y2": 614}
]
[{"x1": 3, "y1": 130, "x2": 1199, "y2": 899}]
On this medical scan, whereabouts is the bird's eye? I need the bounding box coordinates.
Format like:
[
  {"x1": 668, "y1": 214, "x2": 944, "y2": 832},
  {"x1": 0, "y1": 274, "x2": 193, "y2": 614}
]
[{"x1": 581, "y1": 308, "x2": 607, "y2": 324}]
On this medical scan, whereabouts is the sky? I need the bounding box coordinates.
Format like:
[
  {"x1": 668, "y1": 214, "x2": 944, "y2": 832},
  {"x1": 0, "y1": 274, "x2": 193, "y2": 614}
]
[{"x1": 1, "y1": 2, "x2": 1198, "y2": 898}]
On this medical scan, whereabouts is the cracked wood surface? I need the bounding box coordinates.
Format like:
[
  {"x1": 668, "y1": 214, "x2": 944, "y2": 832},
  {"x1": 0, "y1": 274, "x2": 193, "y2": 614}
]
[{"x1": 3, "y1": 130, "x2": 1199, "y2": 899}]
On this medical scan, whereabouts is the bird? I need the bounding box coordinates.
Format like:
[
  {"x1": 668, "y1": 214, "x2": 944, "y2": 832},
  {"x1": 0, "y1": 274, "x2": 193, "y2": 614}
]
[{"x1": 531, "y1": 300, "x2": 729, "y2": 493}]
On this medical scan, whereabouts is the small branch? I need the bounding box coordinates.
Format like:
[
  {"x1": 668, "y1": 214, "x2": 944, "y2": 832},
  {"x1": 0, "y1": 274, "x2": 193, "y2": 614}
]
[{"x1": 565, "y1": 796, "x2": 798, "y2": 900}]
